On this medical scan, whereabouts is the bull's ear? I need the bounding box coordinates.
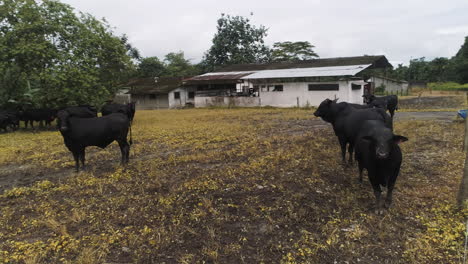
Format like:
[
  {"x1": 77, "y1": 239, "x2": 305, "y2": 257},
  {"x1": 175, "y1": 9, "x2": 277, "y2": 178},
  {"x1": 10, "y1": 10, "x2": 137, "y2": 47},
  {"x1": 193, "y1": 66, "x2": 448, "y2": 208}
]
[
  {"x1": 333, "y1": 98, "x2": 339, "y2": 103},
  {"x1": 393, "y1": 135, "x2": 408, "y2": 144}
]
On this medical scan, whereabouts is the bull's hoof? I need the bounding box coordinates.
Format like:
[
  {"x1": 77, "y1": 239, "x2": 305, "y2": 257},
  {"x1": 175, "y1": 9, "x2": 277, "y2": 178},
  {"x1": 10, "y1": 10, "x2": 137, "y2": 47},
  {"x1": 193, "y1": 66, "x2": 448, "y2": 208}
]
[{"x1": 374, "y1": 208, "x2": 385, "y2": 215}]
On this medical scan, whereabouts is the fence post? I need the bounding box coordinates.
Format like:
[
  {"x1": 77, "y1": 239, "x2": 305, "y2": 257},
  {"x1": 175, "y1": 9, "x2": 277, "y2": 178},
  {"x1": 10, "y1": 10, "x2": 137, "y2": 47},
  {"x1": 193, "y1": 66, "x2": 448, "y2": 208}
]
[{"x1": 458, "y1": 117, "x2": 468, "y2": 208}]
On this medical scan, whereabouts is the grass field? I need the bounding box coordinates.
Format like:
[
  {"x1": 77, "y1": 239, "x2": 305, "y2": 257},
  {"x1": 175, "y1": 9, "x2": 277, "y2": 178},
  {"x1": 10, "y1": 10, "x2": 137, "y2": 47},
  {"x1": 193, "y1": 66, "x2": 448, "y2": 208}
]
[{"x1": 0, "y1": 108, "x2": 466, "y2": 263}]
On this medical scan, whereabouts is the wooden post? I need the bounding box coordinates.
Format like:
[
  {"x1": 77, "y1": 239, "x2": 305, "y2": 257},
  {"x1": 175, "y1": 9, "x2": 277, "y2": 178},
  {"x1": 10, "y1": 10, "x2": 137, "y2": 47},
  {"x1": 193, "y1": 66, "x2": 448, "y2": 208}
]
[
  {"x1": 464, "y1": 116, "x2": 468, "y2": 152},
  {"x1": 297, "y1": 97, "x2": 299, "y2": 108},
  {"x1": 457, "y1": 152, "x2": 468, "y2": 208},
  {"x1": 459, "y1": 117, "x2": 468, "y2": 207}
]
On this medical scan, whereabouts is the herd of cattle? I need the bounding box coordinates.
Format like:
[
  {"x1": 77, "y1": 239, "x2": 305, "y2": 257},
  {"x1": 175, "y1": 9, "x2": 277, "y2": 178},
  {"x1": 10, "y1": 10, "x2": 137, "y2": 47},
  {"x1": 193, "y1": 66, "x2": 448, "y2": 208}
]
[
  {"x1": 2, "y1": 94, "x2": 405, "y2": 213},
  {"x1": 1, "y1": 103, "x2": 135, "y2": 172},
  {"x1": 314, "y1": 94, "x2": 406, "y2": 214}
]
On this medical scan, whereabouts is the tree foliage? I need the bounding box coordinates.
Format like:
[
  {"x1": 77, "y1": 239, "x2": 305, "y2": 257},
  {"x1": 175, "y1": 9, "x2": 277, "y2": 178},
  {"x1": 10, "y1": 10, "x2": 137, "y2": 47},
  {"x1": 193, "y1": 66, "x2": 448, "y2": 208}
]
[
  {"x1": 201, "y1": 14, "x2": 270, "y2": 70},
  {"x1": 389, "y1": 36, "x2": 468, "y2": 84},
  {"x1": 389, "y1": 57, "x2": 450, "y2": 82},
  {"x1": 137, "y1": 57, "x2": 165, "y2": 78},
  {"x1": 451, "y1": 36, "x2": 468, "y2": 84},
  {"x1": 163, "y1": 52, "x2": 200, "y2": 77},
  {"x1": 0, "y1": 0, "x2": 137, "y2": 108},
  {"x1": 137, "y1": 52, "x2": 200, "y2": 78},
  {"x1": 271, "y1": 41, "x2": 318, "y2": 61}
]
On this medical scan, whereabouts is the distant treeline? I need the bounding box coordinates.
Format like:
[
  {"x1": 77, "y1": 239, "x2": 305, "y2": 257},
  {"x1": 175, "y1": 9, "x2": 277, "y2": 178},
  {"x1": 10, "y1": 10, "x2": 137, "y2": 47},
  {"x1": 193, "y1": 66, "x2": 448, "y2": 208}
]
[{"x1": 388, "y1": 36, "x2": 468, "y2": 84}]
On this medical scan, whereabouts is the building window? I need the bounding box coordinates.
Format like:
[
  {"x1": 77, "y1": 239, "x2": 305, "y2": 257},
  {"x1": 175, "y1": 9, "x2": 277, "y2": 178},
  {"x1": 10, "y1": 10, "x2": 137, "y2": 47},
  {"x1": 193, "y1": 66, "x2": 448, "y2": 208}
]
[
  {"x1": 188, "y1": 91, "x2": 195, "y2": 99},
  {"x1": 149, "y1": 94, "x2": 156, "y2": 99},
  {"x1": 308, "y1": 84, "x2": 339, "y2": 91},
  {"x1": 261, "y1": 85, "x2": 268, "y2": 92},
  {"x1": 272, "y1": 85, "x2": 283, "y2": 92},
  {"x1": 174, "y1": 92, "x2": 180, "y2": 99},
  {"x1": 351, "y1": 84, "x2": 361, "y2": 90}
]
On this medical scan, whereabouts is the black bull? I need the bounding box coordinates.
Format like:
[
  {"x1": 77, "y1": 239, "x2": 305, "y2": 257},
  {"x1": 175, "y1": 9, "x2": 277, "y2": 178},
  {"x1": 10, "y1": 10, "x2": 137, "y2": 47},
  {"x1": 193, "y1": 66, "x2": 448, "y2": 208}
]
[{"x1": 57, "y1": 110, "x2": 132, "y2": 172}]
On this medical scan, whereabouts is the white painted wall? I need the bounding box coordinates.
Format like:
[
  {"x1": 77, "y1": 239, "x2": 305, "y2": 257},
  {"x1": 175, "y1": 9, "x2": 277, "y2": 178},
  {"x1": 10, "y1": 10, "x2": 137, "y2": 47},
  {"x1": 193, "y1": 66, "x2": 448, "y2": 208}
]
[
  {"x1": 254, "y1": 81, "x2": 363, "y2": 107},
  {"x1": 195, "y1": 96, "x2": 261, "y2": 107},
  {"x1": 132, "y1": 94, "x2": 169, "y2": 109},
  {"x1": 348, "y1": 81, "x2": 365, "y2": 104},
  {"x1": 370, "y1": 76, "x2": 408, "y2": 94},
  {"x1": 169, "y1": 87, "x2": 195, "y2": 108},
  {"x1": 192, "y1": 80, "x2": 365, "y2": 108}
]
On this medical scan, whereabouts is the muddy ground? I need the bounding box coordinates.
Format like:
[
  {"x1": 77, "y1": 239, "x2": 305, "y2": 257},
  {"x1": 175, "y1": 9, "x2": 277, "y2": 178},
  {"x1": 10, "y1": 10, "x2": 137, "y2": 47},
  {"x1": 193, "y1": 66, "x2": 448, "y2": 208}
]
[
  {"x1": 0, "y1": 111, "x2": 458, "y2": 193},
  {"x1": 0, "y1": 108, "x2": 465, "y2": 263}
]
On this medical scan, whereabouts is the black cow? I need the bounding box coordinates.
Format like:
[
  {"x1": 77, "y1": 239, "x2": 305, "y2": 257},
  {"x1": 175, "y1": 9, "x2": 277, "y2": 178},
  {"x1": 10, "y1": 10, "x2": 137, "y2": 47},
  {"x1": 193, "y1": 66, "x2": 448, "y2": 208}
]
[
  {"x1": 62, "y1": 105, "x2": 98, "y2": 118},
  {"x1": 101, "y1": 102, "x2": 136, "y2": 122},
  {"x1": 363, "y1": 94, "x2": 398, "y2": 118},
  {"x1": 355, "y1": 120, "x2": 408, "y2": 214},
  {"x1": 347, "y1": 103, "x2": 372, "y2": 110},
  {"x1": 57, "y1": 110, "x2": 131, "y2": 172},
  {"x1": 313, "y1": 99, "x2": 392, "y2": 164},
  {"x1": 0, "y1": 114, "x2": 9, "y2": 132},
  {"x1": 19, "y1": 109, "x2": 57, "y2": 129},
  {"x1": 0, "y1": 110, "x2": 19, "y2": 131}
]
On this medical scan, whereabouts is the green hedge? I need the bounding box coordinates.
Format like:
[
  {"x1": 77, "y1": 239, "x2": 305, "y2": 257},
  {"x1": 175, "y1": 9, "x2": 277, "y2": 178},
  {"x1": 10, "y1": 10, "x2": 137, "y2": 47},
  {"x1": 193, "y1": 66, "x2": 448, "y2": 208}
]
[{"x1": 428, "y1": 82, "x2": 468, "y2": 91}]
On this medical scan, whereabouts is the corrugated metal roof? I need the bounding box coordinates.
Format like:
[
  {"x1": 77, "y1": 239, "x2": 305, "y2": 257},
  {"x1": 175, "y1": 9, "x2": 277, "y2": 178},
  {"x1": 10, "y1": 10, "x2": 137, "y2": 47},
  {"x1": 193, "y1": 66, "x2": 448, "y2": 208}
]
[
  {"x1": 214, "y1": 55, "x2": 391, "y2": 72},
  {"x1": 123, "y1": 77, "x2": 185, "y2": 95},
  {"x1": 238, "y1": 64, "x2": 371, "y2": 79},
  {"x1": 185, "y1": 71, "x2": 254, "y2": 81}
]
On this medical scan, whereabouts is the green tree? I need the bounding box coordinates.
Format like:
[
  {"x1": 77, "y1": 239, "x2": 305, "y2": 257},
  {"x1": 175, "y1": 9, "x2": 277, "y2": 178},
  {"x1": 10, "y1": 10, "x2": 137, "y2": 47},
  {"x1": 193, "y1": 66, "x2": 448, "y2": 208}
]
[
  {"x1": 0, "y1": 0, "x2": 136, "y2": 108},
  {"x1": 450, "y1": 36, "x2": 468, "y2": 84},
  {"x1": 163, "y1": 51, "x2": 200, "y2": 77},
  {"x1": 137, "y1": 57, "x2": 165, "y2": 77},
  {"x1": 271, "y1": 41, "x2": 319, "y2": 61},
  {"x1": 201, "y1": 14, "x2": 270, "y2": 71}
]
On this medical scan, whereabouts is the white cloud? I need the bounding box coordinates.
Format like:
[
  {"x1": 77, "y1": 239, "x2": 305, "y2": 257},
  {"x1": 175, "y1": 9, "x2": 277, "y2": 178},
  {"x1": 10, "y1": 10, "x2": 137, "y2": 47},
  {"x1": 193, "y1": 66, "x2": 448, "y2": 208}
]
[
  {"x1": 59, "y1": 0, "x2": 468, "y2": 64},
  {"x1": 436, "y1": 25, "x2": 468, "y2": 35}
]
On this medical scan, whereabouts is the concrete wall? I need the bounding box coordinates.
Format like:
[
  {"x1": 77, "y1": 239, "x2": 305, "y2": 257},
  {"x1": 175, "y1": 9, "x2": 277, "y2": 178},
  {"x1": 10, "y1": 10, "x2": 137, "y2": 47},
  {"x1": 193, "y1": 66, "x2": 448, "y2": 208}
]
[
  {"x1": 132, "y1": 94, "x2": 169, "y2": 110},
  {"x1": 195, "y1": 96, "x2": 261, "y2": 107},
  {"x1": 257, "y1": 81, "x2": 363, "y2": 107},
  {"x1": 169, "y1": 87, "x2": 195, "y2": 108},
  {"x1": 371, "y1": 76, "x2": 408, "y2": 93},
  {"x1": 194, "y1": 81, "x2": 364, "y2": 108}
]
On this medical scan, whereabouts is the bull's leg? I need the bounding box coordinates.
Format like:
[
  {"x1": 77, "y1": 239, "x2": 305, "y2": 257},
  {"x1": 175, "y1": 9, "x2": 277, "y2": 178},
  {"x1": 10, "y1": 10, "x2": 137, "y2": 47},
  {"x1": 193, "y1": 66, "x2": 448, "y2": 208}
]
[
  {"x1": 358, "y1": 162, "x2": 364, "y2": 183},
  {"x1": 368, "y1": 169, "x2": 384, "y2": 214},
  {"x1": 117, "y1": 140, "x2": 130, "y2": 164},
  {"x1": 389, "y1": 108, "x2": 395, "y2": 119},
  {"x1": 348, "y1": 142, "x2": 354, "y2": 164},
  {"x1": 24, "y1": 120, "x2": 28, "y2": 129},
  {"x1": 72, "y1": 151, "x2": 80, "y2": 172},
  {"x1": 385, "y1": 167, "x2": 400, "y2": 208},
  {"x1": 338, "y1": 136, "x2": 347, "y2": 164},
  {"x1": 79, "y1": 148, "x2": 86, "y2": 170}
]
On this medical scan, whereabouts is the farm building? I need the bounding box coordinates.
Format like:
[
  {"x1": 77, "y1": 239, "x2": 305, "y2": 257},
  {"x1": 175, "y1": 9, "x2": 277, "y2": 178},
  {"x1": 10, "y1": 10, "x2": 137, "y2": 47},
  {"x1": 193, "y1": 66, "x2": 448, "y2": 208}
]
[
  {"x1": 367, "y1": 76, "x2": 409, "y2": 95},
  {"x1": 125, "y1": 77, "x2": 195, "y2": 109},
  {"x1": 183, "y1": 55, "x2": 393, "y2": 107}
]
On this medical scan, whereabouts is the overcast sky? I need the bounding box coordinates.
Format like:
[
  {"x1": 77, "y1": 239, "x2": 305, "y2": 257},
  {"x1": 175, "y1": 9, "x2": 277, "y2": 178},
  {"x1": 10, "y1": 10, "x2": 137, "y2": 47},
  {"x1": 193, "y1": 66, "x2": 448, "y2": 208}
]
[{"x1": 60, "y1": 0, "x2": 468, "y2": 66}]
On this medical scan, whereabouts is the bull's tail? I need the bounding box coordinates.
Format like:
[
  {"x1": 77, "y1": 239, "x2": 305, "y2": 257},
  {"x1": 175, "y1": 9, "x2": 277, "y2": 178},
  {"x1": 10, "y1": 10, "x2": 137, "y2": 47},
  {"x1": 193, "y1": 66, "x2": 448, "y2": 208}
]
[{"x1": 128, "y1": 123, "x2": 133, "y2": 145}]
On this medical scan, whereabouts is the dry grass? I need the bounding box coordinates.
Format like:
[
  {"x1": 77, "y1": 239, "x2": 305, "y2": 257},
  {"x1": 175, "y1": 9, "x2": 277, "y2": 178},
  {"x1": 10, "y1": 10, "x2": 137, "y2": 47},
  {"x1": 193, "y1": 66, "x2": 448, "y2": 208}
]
[{"x1": 0, "y1": 108, "x2": 466, "y2": 263}]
